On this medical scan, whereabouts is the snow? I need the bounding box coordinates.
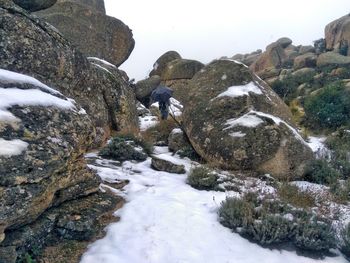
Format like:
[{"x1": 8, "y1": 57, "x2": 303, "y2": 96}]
[
  {"x1": 224, "y1": 113, "x2": 264, "y2": 129},
  {"x1": 139, "y1": 116, "x2": 159, "y2": 131},
  {"x1": 221, "y1": 74, "x2": 227, "y2": 80},
  {"x1": 214, "y1": 82, "x2": 262, "y2": 100},
  {"x1": 170, "y1": 128, "x2": 183, "y2": 135},
  {"x1": 251, "y1": 110, "x2": 309, "y2": 146},
  {"x1": 0, "y1": 88, "x2": 75, "y2": 122},
  {"x1": 91, "y1": 63, "x2": 113, "y2": 75},
  {"x1": 153, "y1": 62, "x2": 159, "y2": 71},
  {"x1": 0, "y1": 138, "x2": 28, "y2": 157},
  {"x1": 307, "y1": 136, "x2": 331, "y2": 159},
  {"x1": 152, "y1": 98, "x2": 183, "y2": 117},
  {"x1": 229, "y1": 131, "x2": 246, "y2": 138},
  {"x1": 0, "y1": 69, "x2": 60, "y2": 95},
  {"x1": 81, "y1": 148, "x2": 346, "y2": 263},
  {"x1": 87, "y1": 57, "x2": 116, "y2": 68}
]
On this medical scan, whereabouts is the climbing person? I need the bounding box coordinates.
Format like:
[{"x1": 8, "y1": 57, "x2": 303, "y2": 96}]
[{"x1": 150, "y1": 85, "x2": 173, "y2": 120}]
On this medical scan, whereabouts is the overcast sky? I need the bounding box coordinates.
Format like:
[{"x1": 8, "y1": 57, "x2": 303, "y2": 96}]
[{"x1": 105, "y1": 0, "x2": 350, "y2": 81}]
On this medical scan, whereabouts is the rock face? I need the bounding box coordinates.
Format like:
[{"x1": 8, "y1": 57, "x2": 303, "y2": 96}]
[
  {"x1": 0, "y1": 1, "x2": 138, "y2": 146},
  {"x1": 0, "y1": 69, "x2": 121, "y2": 262},
  {"x1": 149, "y1": 51, "x2": 182, "y2": 77},
  {"x1": 161, "y1": 59, "x2": 204, "y2": 81},
  {"x1": 168, "y1": 128, "x2": 190, "y2": 153},
  {"x1": 317, "y1": 51, "x2": 350, "y2": 67},
  {"x1": 13, "y1": 0, "x2": 57, "y2": 11},
  {"x1": 325, "y1": 14, "x2": 350, "y2": 56},
  {"x1": 182, "y1": 59, "x2": 313, "y2": 178},
  {"x1": 135, "y1": 75, "x2": 161, "y2": 108},
  {"x1": 34, "y1": 0, "x2": 134, "y2": 66}
]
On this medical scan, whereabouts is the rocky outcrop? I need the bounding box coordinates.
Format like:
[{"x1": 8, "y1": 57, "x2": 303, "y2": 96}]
[
  {"x1": 231, "y1": 50, "x2": 262, "y2": 66},
  {"x1": 161, "y1": 59, "x2": 204, "y2": 81},
  {"x1": 317, "y1": 51, "x2": 350, "y2": 67},
  {"x1": 149, "y1": 51, "x2": 182, "y2": 77},
  {"x1": 58, "y1": 0, "x2": 106, "y2": 13},
  {"x1": 293, "y1": 53, "x2": 317, "y2": 70},
  {"x1": 34, "y1": 0, "x2": 134, "y2": 66},
  {"x1": 182, "y1": 59, "x2": 313, "y2": 178},
  {"x1": 0, "y1": 69, "x2": 121, "y2": 262},
  {"x1": 0, "y1": 1, "x2": 138, "y2": 146},
  {"x1": 13, "y1": 0, "x2": 56, "y2": 11},
  {"x1": 325, "y1": 14, "x2": 350, "y2": 56}
]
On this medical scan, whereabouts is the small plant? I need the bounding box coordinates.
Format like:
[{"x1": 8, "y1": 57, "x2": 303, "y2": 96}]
[
  {"x1": 303, "y1": 159, "x2": 340, "y2": 185},
  {"x1": 246, "y1": 215, "x2": 295, "y2": 245},
  {"x1": 178, "y1": 146, "x2": 202, "y2": 161},
  {"x1": 187, "y1": 166, "x2": 218, "y2": 190},
  {"x1": 141, "y1": 118, "x2": 179, "y2": 144},
  {"x1": 341, "y1": 223, "x2": 350, "y2": 258},
  {"x1": 294, "y1": 220, "x2": 336, "y2": 252},
  {"x1": 304, "y1": 82, "x2": 350, "y2": 129},
  {"x1": 99, "y1": 137, "x2": 147, "y2": 162},
  {"x1": 278, "y1": 183, "x2": 315, "y2": 209},
  {"x1": 218, "y1": 196, "x2": 254, "y2": 230},
  {"x1": 330, "y1": 179, "x2": 350, "y2": 203}
]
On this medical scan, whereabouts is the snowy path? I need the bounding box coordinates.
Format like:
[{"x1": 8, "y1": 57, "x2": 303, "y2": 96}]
[{"x1": 81, "y1": 148, "x2": 347, "y2": 263}]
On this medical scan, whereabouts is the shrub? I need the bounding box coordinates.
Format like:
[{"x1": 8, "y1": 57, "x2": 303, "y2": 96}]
[
  {"x1": 303, "y1": 159, "x2": 340, "y2": 185},
  {"x1": 187, "y1": 166, "x2": 218, "y2": 190},
  {"x1": 326, "y1": 130, "x2": 350, "y2": 179},
  {"x1": 178, "y1": 146, "x2": 202, "y2": 162},
  {"x1": 246, "y1": 215, "x2": 295, "y2": 245},
  {"x1": 294, "y1": 220, "x2": 336, "y2": 252},
  {"x1": 99, "y1": 137, "x2": 147, "y2": 162},
  {"x1": 304, "y1": 82, "x2": 350, "y2": 129},
  {"x1": 278, "y1": 183, "x2": 315, "y2": 209},
  {"x1": 341, "y1": 223, "x2": 350, "y2": 258},
  {"x1": 330, "y1": 179, "x2": 350, "y2": 203},
  {"x1": 218, "y1": 197, "x2": 254, "y2": 230},
  {"x1": 218, "y1": 195, "x2": 337, "y2": 253}
]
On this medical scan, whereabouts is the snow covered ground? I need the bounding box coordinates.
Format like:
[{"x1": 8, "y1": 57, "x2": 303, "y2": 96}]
[{"x1": 81, "y1": 148, "x2": 347, "y2": 263}]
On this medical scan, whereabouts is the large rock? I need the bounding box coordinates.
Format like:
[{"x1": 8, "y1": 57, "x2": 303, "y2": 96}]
[
  {"x1": 0, "y1": 69, "x2": 113, "y2": 260},
  {"x1": 182, "y1": 59, "x2": 313, "y2": 178},
  {"x1": 160, "y1": 59, "x2": 204, "y2": 80},
  {"x1": 151, "y1": 156, "x2": 186, "y2": 174},
  {"x1": 34, "y1": 0, "x2": 134, "y2": 66},
  {"x1": 250, "y1": 45, "x2": 287, "y2": 77},
  {"x1": 0, "y1": 1, "x2": 138, "y2": 145},
  {"x1": 325, "y1": 14, "x2": 350, "y2": 56},
  {"x1": 149, "y1": 51, "x2": 182, "y2": 77},
  {"x1": 293, "y1": 53, "x2": 317, "y2": 70},
  {"x1": 232, "y1": 49, "x2": 262, "y2": 66},
  {"x1": 135, "y1": 75, "x2": 161, "y2": 108},
  {"x1": 58, "y1": 0, "x2": 105, "y2": 13},
  {"x1": 13, "y1": 0, "x2": 56, "y2": 11},
  {"x1": 317, "y1": 51, "x2": 350, "y2": 67}
]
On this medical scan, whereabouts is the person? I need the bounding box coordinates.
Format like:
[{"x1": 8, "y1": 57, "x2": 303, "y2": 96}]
[
  {"x1": 159, "y1": 99, "x2": 170, "y2": 120},
  {"x1": 150, "y1": 85, "x2": 173, "y2": 120}
]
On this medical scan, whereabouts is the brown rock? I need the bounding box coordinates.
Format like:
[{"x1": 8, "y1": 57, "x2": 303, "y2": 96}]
[
  {"x1": 182, "y1": 59, "x2": 313, "y2": 178},
  {"x1": 35, "y1": 1, "x2": 134, "y2": 66},
  {"x1": 317, "y1": 51, "x2": 350, "y2": 67},
  {"x1": 149, "y1": 51, "x2": 182, "y2": 77},
  {"x1": 293, "y1": 53, "x2": 317, "y2": 70},
  {"x1": 151, "y1": 156, "x2": 186, "y2": 174},
  {"x1": 161, "y1": 59, "x2": 204, "y2": 80},
  {"x1": 325, "y1": 14, "x2": 350, "y2": 55}
]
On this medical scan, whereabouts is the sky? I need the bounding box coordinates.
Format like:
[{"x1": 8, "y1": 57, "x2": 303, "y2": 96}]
[{"x1": 105, "y1": 0, "x2": 350, "y2": 81}]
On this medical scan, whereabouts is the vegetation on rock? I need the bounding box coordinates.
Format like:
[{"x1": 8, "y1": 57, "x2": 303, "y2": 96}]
[{"x1": 187, "y1": 166, "x2": 218, "y2": 190}]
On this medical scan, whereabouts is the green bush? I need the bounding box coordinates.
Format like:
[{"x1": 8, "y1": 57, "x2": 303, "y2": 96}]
[
  {"x1": 218, "y1": 195, "x2": 336, "y2": 253},
  {"x1": 218, "y1": 197, "x2": 254, "y2": 230},
  {"x1": 178, "y1": 146, "x2": 202, "y2": 162},
  {"x1": 246, "y1": 215, "x2": 295, "y2": 245},
  {"x1": 304, "y1": 82, "x2": 350, "y2": 129},
  {"x1": 187, "y1": 166, "x2": 218, "y2": 190},
  {"x1": 303, "y1": 159, "x2": 340, "y2": 185},
  {"x1": 294, "y1": 220, "x2": 336, "y2": 252},
  {"x1": 330, "y1": 179, "x2": 350, "y2": 203},
  {"x1": 326, "y1": 130, "x2": 350, "y2": 179},
  {"x1": 99, "y1": 137, "x2": 147, "y2": 162},
  {"x1": 341, "y1": 223, "x2": 350, "y2": 258}
]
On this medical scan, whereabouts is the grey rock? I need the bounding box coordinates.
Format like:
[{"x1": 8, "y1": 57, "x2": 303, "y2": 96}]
[
  {"x1": 182, "y1": 59, "x2": 313, "y2": 178},
  {"x1": 151, "y1": 156, "x2": 186, "y2": 174},
  {"x1": 149, "y1": 51, "x2": 182, "y2": 77},
  {"x1": 35, "y1": 0, "x2": 134, "y2": 66},
  {"x1": 13, "y1": 0, "x2": 56, "y2": 11}
]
